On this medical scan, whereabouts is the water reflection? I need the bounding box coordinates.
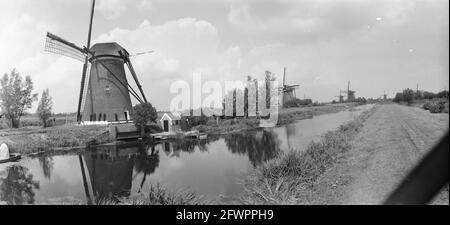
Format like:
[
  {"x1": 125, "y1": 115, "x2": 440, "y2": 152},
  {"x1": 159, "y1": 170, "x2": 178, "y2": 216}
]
[
  {"x1": 223, "y1": 130, "x2": 281, "y2": 167},
  {"x1": 134, "y1": 145, "x2": 159, "y2": 193},
  {"x1": 0, "y1": 127, "x2": 283, "y2": 204},
  {"x1": 77, "y1": 131, "x2": 280, "y2": 203},
  {"x1": 0, "y1": 165, "x2": 40, "y2": 205},
  {"x1": 81, "y1": 142, "x2": 142, "y2": 204},
  {"x1": 38, "y1": 156, "x2": 54, "y2": 180}
]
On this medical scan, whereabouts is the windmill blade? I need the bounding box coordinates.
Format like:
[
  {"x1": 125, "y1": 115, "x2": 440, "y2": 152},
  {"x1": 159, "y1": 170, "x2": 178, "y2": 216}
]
[
  {"x1": 79, "y1": 63, "x2": 91, "y2": 116},
  {"x1": 130, "y1": 50, "x2": 154, "y2": 57},
  {"x1": 45, "y1": 32, "x2": 87, "y2": 62}
]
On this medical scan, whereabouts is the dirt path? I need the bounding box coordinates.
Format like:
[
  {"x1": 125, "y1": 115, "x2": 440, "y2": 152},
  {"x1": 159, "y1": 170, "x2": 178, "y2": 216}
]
[{"x1": 312, "y1": 104, "x2": 448, "y2": 205}]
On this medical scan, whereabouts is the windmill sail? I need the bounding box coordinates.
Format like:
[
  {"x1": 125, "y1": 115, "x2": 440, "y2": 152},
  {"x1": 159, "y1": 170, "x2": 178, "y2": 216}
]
[
  {"x1": 79, "y1": 63, "x2": 91, "y2": 116},
  {"x1": 44, "y1": 32, "x2": 87, "y2": 62}
]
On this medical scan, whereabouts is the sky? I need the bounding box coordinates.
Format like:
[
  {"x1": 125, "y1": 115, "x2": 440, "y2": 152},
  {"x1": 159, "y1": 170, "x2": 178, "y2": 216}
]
[{"x1": 0, "y1": 0, "x2": 448, "y2": 113}]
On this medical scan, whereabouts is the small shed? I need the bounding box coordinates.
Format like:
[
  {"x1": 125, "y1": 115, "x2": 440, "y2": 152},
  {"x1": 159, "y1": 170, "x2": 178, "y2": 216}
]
[{"x1": 159, "y1": 112, "x2": 181, "y2": 132}]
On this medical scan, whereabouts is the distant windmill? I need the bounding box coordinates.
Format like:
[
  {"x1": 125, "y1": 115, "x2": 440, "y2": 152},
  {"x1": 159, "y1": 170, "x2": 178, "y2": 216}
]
[
  {"x1": 335, "y1": 81, "x2": 356, "y2": 102},
  {"x1": 335, "y1": 90, "x2": 344, "y2": 103},
  {"x1": 44, "y1": 0, "x2": 148, "y2": 124},
  {"x1": 381, "y1": 91, "x2": 388, "y2": 101},
  {"x1": 280, "y1": 67, "x2": 300, "y2": 107},
  {"x1": 346, "y1": 80, "x2": 356, "y2": 102}
]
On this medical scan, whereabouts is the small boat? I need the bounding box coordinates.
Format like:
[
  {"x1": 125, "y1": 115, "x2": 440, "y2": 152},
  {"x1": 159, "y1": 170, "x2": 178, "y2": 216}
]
[{"x1": 0, "y1": 153, "x2": 22, "y2": 164}]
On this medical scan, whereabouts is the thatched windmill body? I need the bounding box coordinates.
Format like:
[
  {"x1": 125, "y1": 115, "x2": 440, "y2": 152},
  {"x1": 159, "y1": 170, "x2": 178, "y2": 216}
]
[
  {"x1": 280, "y1": 67, "x2": 299, "y2": 107},
  {"x1": 44, "y1": 0, "x2": 148, "y2": 124}
]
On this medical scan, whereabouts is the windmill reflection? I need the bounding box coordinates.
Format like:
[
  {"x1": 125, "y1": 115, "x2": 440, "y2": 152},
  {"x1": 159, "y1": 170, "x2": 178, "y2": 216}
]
[
  {"x1": 134, "y1": 144, "x2": 159, "y2": 193},
  {"x1": 76, "y1": 131, "x2": 281, "y2": 204},
  {"x1": 78, "y1": 141, "x2": 159, "y2": 204}
]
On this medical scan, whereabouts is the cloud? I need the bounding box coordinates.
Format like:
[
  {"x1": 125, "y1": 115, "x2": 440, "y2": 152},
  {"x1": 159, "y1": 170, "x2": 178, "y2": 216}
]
[
  {"x1": 227, "y1": 0, "x2": 416, "y2": 44},
  {"x1": 97, "y1": 0, "x2": 128, "y2": 20},
  {"x1": 138, "y1": 0, "x2": 154, "y2": 11},
  {"x1": 95, "y1": 18, "x2": 222, "y2": 80}
]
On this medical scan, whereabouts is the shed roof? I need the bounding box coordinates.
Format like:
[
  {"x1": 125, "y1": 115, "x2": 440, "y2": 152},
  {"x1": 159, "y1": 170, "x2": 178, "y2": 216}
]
[{"x1": 158, "y1": 112, "x2": 181, "y2": 121}]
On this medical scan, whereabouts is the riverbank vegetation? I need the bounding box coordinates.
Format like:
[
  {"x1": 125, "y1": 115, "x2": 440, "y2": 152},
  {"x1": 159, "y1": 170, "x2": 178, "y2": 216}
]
[
  {"x1": 239, "y1": 105, "x2": 377, "y2": 204},
  {"x1": 189, "y1": 103, "x2": 357, "y2": 134},
  {"x1": 393, "y1": 88, "x2": 449, "y2": 111},
  {"x1": 421, "y1": 99, "x2": 449, "y2": 114},
  {"x1": 0, "y1": 125, "x2": 111, "y2": 154},
  {"x1": 278, "y1": 103, "x2": 355, "y2": 125},
  {"x1": 104, "y1": 184, "x2": 207, "y2": 205}
]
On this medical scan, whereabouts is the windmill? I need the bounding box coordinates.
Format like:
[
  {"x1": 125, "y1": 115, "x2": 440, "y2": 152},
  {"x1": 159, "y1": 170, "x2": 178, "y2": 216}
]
[
  {"x1": 44, "y1": 0, "x2": 148, "y2": 124},
  {"x1": 381, "y1": 91, "x2": 388, "y2": 101},
  {"x1": 280, "y1": 67, "x2": 300, "y2": 107},
  {"x1": 335, "y1": 90, "x2": 344, "y2": 103},
  {"x1": 346, "y1": 80, "x2": 356, "y2": 102},
  {"x1": 334, "y1": 81, "x2": 356, "y2": 102}
]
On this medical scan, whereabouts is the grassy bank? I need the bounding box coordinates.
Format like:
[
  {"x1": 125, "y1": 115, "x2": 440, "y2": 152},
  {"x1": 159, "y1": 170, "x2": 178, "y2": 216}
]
[
  {"x1": 239, "y1": 105, "x2": 377, "y2": 204},
  {"x1": 192, "y1": 103, "x2": 356, "y2": 134},
  {"x1": 100, "y1": 184, "x2": 207, "y2": 205},
  {"x1": 193, "y1": 117, "x2": 260, "y2": 134},
  {"x1": 0, "y1": 125, "x2": 112, "y2": 154}
]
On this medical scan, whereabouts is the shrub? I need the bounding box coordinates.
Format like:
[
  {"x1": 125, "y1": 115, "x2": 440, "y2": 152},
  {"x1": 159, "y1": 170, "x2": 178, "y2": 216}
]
[
  {"x1": 0, "y1": 119, "x2": 10, "y2": 129},
  {"x1": 429, "y1": 101, "x2": 447, "y2": 113},
  {"x1": 422, "y1": 102, "x2": 433, "y2": 110},
  {"x1": 20, "y1": 119, "x2": 43, "y2": 127}
]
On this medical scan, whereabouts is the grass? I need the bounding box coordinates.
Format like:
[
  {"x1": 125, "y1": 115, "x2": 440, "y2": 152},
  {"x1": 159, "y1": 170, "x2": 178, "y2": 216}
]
[
  {"x1": 101, "y1": 183, "x2": 207, "y2": 205},
  {"x1": 0, "y1": 125, "x2": 112, "y2": 154},
  {"x1": 191, "y1": 103, "x2": 356, "y2": 134},
  {"x1": 239, "y1": 105, "x2": 377, "y2": 204},
  {"x1": 193, "y1": 117, "x2": 260, "y2": 134}
]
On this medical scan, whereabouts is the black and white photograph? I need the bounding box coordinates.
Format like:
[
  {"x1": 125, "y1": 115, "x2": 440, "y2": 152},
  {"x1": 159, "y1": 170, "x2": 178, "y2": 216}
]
[{"x1": 0, "y1": 0, "x2": 448, "y2": 213}]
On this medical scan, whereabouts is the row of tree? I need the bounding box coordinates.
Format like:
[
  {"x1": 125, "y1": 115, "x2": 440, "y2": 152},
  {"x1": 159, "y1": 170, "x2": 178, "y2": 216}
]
[
  {"x1": 0, "y1": 69, "x2": 53, "y2": 128},
  {"x1": 393, "y1": 89, "x2": 449, "y2": 105}
]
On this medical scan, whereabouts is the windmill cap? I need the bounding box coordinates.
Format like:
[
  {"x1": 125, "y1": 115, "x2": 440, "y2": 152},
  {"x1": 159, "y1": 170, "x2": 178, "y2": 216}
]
[{"x1": 90, "y1": 42, "x2": 129, "y2": 58}]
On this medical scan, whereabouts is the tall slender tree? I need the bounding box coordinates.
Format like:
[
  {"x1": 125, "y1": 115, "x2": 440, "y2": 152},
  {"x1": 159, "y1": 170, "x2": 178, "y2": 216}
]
[
  {"x1": 37, "y1": 88, "x2": 53, "y2": 127},
  {"x1": 0, "y1": 69, "x2": 38, "y2": 128}
]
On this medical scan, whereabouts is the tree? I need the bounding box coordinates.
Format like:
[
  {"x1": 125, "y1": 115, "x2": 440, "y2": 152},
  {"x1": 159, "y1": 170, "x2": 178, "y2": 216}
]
[
  {"x1": 436, "y1": 90, "x2": 449, "y2": 99},
  {"x1": 393, "y1": 92, "x2": 403, "y2": 103},
  {"x1": 0, "y1": 69, "x2": 38, "y2": 128},
  {"x1": 422, "y1": 91, "x2": 436, "y2": 100},
  {"x1": 131, "y1": 102, "x2": 158, "y2": 136},
  {"x1": 36, "y1": 88, "x2": 53, "y2": 127},
  {"x1": 402, "y1": 88, "x2": 415, "y2": 105}
]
